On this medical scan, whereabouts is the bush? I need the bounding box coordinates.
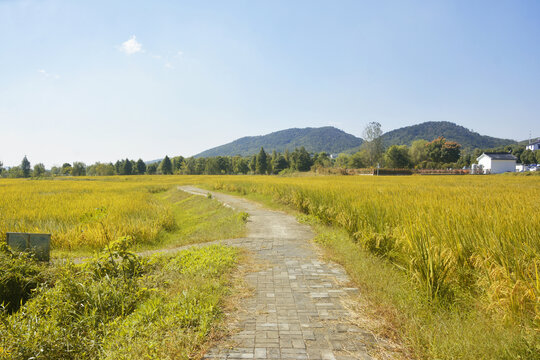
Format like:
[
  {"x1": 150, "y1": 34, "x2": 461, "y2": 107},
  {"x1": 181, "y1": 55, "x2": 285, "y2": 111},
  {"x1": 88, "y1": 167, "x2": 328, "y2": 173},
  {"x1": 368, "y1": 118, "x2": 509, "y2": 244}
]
[
  {"x1": 0, "y1": 241, "x2": 238, "y2": 359},
  {"x1": 0, "y1": 244, "x2": 51, "y2": 314}
]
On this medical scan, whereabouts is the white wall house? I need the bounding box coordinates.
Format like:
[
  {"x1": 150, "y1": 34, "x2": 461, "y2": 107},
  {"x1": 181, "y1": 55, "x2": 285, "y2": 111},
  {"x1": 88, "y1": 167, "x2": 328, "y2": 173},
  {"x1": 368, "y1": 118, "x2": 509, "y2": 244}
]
[
  {"x1": 526, "y1": 140, "x2": 540, "y2": 151},
  {"x1": 477, "y1": 153, "x2": 517, "y2": 174}
]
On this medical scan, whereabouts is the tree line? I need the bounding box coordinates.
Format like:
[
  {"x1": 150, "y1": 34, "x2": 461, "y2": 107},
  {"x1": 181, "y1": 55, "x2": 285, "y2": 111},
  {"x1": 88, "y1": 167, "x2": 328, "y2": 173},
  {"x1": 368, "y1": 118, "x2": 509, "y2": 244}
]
[{"x1": 2, "y1": 123, "x2": 538, "y2": 178}]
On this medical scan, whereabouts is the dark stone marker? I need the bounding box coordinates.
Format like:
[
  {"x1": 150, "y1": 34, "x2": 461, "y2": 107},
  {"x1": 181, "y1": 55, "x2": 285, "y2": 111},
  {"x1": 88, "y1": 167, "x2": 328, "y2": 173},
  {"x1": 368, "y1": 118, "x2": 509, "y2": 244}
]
[{"x1": 6, "y1": 232, "x2": 51, "y2": 262}]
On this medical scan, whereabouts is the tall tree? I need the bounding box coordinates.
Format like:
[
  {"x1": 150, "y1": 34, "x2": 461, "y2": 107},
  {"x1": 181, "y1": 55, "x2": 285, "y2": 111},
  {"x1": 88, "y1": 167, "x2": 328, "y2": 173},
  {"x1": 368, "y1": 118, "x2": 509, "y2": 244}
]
[
  {"x1": 256, "y1": 147, "x2": 268, "y2": 174},
  {"x1": 272, "y1": 155, "x2": 289, "y2": 174},
  {"x1": 61, "y1": 163, "x2": 72, "y2": 175},
  {"x1": 136, "y1": 159, "x2": 146, "y2": 175},
  {"x1": 293, "y1": 147, "x2": 312, "y2": 171},
  {"x1": 33, "y1": 163, "x2": 46, "y2": 177},
  {"x1": 146, "y1": 163, "x2": 158, "y2": 175},
  {"x1": 441, "y1": 141, "x2": 461, "y2": 163},
  {"x1": 409, "y1": 139, "x2": 428, "y2": 165},
  {"x1": 21, "y1": 156, "x2": 31, "y2": 178},
  {"x1": 182, "y1": 157, "x2": 196, "y2": 175},
  {"x1": 348, "y1": 152, "x2": 365, "y2": 168},
  {"x1": 114, "y1": 160, "x2": 122, "y2": 175},
  {"x1": 159, "y1": 156, "x2": 173, "y2": 175},
  {"x1": 426, "y1": 137, "x2": 446, "y2": 163},
  {"x1": 72, "y1": 162, "x2": 87, "y2": 176},
  {"x1": 385, "y1": 145, "x2": 411, "y2": 168},
  {"x1": 520, "y1": 149, "x2": 535, "y2": 165},
  {"x1": 172, "y1": 156, "x2": 185, "y2": 174},
  {"x1": 249, "y1": 155, "x2": 257, "y2": 173},
  {"x1": 122, "y1": 159, "x2": 133, "y2": 175},
  {"x1": 232, "y1": 156, "x2": 249, "y2": 174},
  {"x1": 361, "y1": 122, "x2": 384, "y2": 166},
  {"x1": 426, "y1": 137, "x2": 461, "y2": 164}
]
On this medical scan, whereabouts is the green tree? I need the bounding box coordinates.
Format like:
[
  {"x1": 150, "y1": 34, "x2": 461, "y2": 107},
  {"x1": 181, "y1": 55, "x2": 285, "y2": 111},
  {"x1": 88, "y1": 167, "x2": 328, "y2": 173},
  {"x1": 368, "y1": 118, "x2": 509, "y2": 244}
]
[
  {"x1": 182, "y1": 157, "x2": 196, "y2": 175},
  {"x1": 122, "y1": 159, "x2": 133, "y2": 175},
  {"x1": 426, "y1": 137, "x2": 445, "y2": 163},
  {"x1": 136, "y1": 159, "x2": 146, "y2": 175},
  {"x1": 313, "y1": 152, "x2": 332, "y2": 168},
  {"x1": 520, "y1": 149, "x2": 535, "y2": 165},
  {"x1": 409, "y1": 139, "x2": 428, "y2": 166},
  {"x1": 204, "y1": 157, "x2": 220, "y2": 174},
  {"x1": 385, "y1": 145, "x2": 411, "y2": 168},
  {"x1": 232, "y1": 156, "x2": 249, "y2": 174},
  {"x1": 61, "y1": 163, "x2": 72, "y2": 175},
  {"x1": 256, "y1": 148, "x2": 267, "y2": 174},
  {"x1": 535, "y1": 150, "x2": 540, "y2": 164},
  {"x1": 292, "y1": 147, "x2": 312, "y2": 171},
  {"x1": 272, "y1": 155, "x2": 289, "y2": 174},
  {"x1": 172, "y1": 156, "x2": 184, "y2": 174},
  {"x1": 0, "y1": 161, "x2": 4, "y2": 176},
  {"x1": 114, "y1": 160, "x2": 122, "y2": 175},
  {"x1": 7, "y1": 166, "x2": 23, "y2": 178},
  {"x1": 195, "y1": 158, "x2": 206, "y2": 174},
  {"x1": 361, "y1": 122, "x2": 384, "y2": 166},
  {"x1": 334, "y1": 154, "x2": 350, "y2": 168},
  {"x1": 441, "y1": 141, "x2": 461, "y2": 163},
  {"x1": 72, "y1": 162, "x2": 87, "y2": 176},
  {"x1": 249, "y1": 155, "x2": 257, "y2": 173},
  {"x1": 50, "y1": 166, "x2": 61, "y2": 176},
  {"x1": 159, "y1": 156, "x2": 173, "y2": 175},
  {"x1": 87, "y1": 162, "x2": 115, "y2": 176},
  {"x1": 33, "y1": 163, "x2": 46, "y2": 177},
  {"x1": 348, "y1": 152, "x2": 365, "y2": 168},
  {"x1": 21, "y1": 156, "x2": 31, "y2": 178},
  {"x1": 146, "y1": 163, "x2": 158, "y2": 175}
]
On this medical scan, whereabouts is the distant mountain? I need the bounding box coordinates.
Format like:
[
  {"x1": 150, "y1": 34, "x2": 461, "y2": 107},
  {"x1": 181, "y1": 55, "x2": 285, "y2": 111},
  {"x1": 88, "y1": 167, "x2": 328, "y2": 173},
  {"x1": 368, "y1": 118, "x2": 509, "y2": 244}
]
[
  {"x1": 381, "y1": 121, "x2": 516, "y2": 149},
  {"x1": 194, "y1": 126, "x2": 363, "y2": 157}
]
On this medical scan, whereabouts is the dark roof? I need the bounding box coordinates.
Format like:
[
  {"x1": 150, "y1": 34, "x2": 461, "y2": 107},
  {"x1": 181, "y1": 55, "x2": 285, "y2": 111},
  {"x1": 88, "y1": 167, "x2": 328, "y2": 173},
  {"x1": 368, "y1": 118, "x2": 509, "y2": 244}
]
[
  {"x1": 481, "y1": 152, "x2": 517, "y2": 160},
  {"x1": 527, "y1": 140, "x2": 540, "y2": 145}
]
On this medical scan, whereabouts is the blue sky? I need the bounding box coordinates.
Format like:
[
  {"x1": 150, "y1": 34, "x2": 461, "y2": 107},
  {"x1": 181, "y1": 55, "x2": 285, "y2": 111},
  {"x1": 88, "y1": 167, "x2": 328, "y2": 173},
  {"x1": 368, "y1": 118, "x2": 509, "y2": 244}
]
[{"x1": 1, "y1": 0, "x2": 539, "y2": 167}]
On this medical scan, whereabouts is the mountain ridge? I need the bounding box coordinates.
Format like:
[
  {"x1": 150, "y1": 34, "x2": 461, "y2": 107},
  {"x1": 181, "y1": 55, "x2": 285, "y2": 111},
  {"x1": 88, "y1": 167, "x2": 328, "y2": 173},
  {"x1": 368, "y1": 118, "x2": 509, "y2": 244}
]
[
  {"x1": 191, "y1": 121, "x2": 517, "y2": 158},
  {"x1": 194, "y1": 126, "x2": 363, "y2": 157},
  {"x1": 381, "y1": 121, "x2": 516, "y2": 149}
]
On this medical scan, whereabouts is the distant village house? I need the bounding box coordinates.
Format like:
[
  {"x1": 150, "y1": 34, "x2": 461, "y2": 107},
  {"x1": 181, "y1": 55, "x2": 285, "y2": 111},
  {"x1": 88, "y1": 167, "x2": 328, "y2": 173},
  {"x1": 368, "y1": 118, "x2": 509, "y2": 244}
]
[
  {"x1": 525, "y1": 139, "x2": 540, "y2": 151},
  {"x1": 476, "y1": 152, "x2": 517, "y2": 174}
]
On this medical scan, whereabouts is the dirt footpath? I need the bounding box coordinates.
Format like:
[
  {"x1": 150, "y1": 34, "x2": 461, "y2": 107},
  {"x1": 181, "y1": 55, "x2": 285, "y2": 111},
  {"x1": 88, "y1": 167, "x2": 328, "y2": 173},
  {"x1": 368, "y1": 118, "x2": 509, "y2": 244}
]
[{"x1": 178, "y1": 186, "x2": 394, "y2": 360}]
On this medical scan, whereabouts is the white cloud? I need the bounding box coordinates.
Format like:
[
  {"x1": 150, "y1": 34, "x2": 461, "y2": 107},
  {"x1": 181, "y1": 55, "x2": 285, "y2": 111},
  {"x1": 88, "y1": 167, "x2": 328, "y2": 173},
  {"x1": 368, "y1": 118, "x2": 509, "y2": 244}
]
[
  {"x1": 38, "y1": 69, "x2": 60, "y2": 79},
  {"x1": 120, "y1": 35, "x2": 143, "y2": 55},
  {"x1": 165, "y1": 62, "x2": 174, "y2": 69},
  {"x1": 176, "y1": 50, "x2": 183, "y2": 57}
]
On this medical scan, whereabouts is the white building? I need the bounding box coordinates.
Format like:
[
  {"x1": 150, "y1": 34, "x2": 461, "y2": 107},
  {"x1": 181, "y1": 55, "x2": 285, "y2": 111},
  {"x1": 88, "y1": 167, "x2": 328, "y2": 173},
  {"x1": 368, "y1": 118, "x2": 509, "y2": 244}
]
[
  {"x1": 477, "y1": 153, "x2": 517, "y2": 174},
  {"x1": 525, "y1": 140, "x2": 540, "y2": 151}
]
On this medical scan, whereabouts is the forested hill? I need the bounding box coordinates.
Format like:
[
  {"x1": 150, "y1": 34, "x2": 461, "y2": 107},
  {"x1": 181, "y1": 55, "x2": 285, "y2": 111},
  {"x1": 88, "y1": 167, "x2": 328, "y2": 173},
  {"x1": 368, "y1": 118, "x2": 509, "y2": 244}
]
[
  {"x1": 381, "y1": 121, "x2": 516, "y2": 149},
  {"x1": 194, "y1": 127, "x2": 363, "y2": 157}
]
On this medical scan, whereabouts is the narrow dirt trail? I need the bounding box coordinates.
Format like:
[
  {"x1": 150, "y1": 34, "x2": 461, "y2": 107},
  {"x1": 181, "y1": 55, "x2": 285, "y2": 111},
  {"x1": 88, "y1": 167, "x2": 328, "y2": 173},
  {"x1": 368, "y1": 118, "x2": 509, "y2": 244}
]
[{"x1": 179, "y1": 186, "x2": 377, "y2": 360}]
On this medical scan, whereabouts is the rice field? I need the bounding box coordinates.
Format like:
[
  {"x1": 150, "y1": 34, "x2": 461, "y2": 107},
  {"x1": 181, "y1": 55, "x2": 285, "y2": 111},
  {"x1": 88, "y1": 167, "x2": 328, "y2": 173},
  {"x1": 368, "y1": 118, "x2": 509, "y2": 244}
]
[
  {"x1": 0, "y1": 176, "x2": 235, "y2": 252},
  {"x1": 1, "y1": 174, "x2": 538, "y2": 331},
  {"x1": 208, "y1": 175, "x2": 540, "y2": 327}
]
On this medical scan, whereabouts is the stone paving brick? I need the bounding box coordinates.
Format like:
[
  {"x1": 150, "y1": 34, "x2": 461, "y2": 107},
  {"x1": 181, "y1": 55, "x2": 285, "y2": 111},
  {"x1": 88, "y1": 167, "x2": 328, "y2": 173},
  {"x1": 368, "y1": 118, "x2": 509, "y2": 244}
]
[{"x1": 180, "y1": 187, "x2": 374, "y2": 360}]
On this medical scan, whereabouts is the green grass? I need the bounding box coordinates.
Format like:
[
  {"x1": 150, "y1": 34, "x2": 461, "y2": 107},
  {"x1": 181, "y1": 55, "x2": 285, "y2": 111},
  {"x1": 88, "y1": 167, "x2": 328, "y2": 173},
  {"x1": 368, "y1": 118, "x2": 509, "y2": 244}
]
[
  {"x1": 1, "y1": 239, "x2": 240, "y2": 360},
  {"x1": 148, "y1": 189, "x2": 247, "y2": 250}
]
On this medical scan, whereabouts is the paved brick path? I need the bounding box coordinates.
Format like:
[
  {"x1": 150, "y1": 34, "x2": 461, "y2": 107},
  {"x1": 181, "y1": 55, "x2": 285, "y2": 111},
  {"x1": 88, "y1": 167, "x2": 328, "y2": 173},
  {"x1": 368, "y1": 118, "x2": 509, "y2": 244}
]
[{"x1": 179, "y1": 186, "x2": 375, "y2": 360}]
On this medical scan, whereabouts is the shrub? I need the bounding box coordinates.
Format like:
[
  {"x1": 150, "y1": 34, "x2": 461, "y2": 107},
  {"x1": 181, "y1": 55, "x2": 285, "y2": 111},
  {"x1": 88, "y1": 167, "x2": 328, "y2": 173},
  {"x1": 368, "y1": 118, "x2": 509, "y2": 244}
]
[{"x1": 0, "y1": 243, "x2": 51, "y2": 314}]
